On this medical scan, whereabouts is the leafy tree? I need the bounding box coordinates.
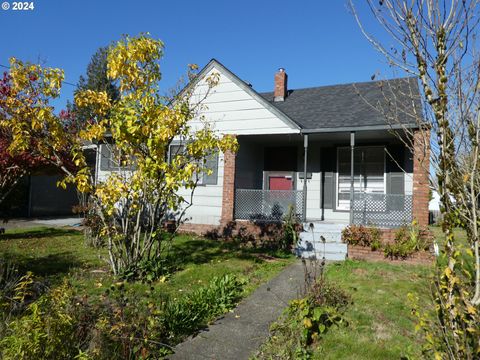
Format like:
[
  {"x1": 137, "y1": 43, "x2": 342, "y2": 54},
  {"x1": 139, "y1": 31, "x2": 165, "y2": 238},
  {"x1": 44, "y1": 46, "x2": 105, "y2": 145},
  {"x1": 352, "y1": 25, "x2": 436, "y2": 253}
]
[
  {"x1": 71, "y1": 46, "x2": 120, "y2": 127},
  {"x1": 1, "y1": 34, "x2": 238, "y2": 278},
  {"x1": 78, "y1": 46, "x2": 119, "y2": 100},
  {"x1": 351, "y1": 0, "x2": 480, "y2": 357},
  {"x1": 0, "y1": 71, "x2": 72, "y2": 210}
]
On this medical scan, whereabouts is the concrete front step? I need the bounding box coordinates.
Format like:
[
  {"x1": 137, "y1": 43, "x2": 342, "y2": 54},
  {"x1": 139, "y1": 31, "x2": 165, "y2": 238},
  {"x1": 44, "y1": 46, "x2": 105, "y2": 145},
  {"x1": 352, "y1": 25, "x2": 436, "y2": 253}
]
[
  {"x1": 297, "y1": 222, "x2": 348, "y2": 261},
  {"x1": 299, "y1": 231, "x2": 341, "y2": 243},
  {"x1": 296, "y1": 250, "x2": 347, "y2": 261},
  {"x1": 302, "y1": 222, "x2": 347, "y2": 232},
  {"x1": 296, "y1": 239, "x2": 348, "y2": 261}
]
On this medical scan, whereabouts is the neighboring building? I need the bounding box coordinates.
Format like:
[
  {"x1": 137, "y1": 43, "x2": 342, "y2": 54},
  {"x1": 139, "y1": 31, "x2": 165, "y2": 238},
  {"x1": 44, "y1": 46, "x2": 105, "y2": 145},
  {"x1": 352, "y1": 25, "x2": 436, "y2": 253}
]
[
  {"x1": 0, "y1": 150, "x2": 97, "y2": 219},
  {"x1": 93, "y1": 59, "x2": 430, "y2": 257},
  {"x1": 0, "y1": 171, "x2": 78, "y2": 218}
]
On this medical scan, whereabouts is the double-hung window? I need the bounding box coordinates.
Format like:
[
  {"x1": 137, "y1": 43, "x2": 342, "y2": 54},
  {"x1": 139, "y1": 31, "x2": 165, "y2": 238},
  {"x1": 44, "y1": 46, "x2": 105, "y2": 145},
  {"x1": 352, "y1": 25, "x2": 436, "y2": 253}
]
[{"x1": 336, "y1": 146, "x2": 386, "y2": 210}]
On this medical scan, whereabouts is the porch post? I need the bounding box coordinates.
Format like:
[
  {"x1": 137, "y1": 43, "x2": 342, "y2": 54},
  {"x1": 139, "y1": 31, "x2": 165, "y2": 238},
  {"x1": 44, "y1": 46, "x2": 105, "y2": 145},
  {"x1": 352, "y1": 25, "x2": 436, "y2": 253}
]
[
  {"x1": 349, "y1": 132, "x2": 355, "y2": 225},
  {"x1": 221, "y1": 135, "x2": 237, "y2": 225},
  {"x1": 412, "y1": 128, "x2": 431, "y2": 226},
  {"x1": 303, "y1": 134, "x2": 308, "y2": 222}
]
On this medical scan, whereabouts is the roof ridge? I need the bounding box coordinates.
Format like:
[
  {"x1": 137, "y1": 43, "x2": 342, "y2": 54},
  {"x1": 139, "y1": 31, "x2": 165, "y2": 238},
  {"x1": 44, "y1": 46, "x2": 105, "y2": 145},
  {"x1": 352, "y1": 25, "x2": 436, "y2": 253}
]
[{"x1": 260, "y1": 76, "x2": 417, "y2": 95}]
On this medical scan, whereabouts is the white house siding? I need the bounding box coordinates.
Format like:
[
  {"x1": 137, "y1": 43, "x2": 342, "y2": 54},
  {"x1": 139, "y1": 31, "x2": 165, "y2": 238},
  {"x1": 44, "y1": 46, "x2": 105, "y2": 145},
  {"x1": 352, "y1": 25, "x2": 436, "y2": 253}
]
[
  {"x1": 92, "y1": 63, "x2": 299, "y2": 227},
  {"x1": 175, "y1": 152, "x2": 225, "y2": 225},
  {"x1": 181, "y1": 64, "x2": 298, "y2": 225},
  {"x1": 95, "y1": 145, "x2": 109, "y2": 183},
  {"x1": 188, "y1": 66, "x2": 300, "y2": 136},
  {"x1": 93, "y1": 144, "x2": 224, "y2": 226}
]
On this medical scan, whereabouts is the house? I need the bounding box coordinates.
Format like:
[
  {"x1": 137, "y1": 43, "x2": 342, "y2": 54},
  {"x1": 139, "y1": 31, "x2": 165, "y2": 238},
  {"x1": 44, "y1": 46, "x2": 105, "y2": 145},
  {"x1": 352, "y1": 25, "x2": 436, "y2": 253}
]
[{"x1": 94, "y1": 59, "x2": 430, "y2": 259}]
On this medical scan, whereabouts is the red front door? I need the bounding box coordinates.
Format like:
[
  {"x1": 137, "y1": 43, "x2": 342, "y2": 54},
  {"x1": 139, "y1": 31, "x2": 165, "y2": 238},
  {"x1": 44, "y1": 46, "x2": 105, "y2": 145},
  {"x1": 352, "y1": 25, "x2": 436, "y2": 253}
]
[{"x1": 269, "y1": 176, "x2": 293, "y2": 190}]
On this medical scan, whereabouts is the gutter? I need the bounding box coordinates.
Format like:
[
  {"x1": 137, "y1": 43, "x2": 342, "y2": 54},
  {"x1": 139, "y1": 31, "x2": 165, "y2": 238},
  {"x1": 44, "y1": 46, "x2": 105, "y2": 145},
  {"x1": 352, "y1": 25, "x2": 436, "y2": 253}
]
[{"x1": 300, "y1": 123, "x2": 421, "y2": 134}]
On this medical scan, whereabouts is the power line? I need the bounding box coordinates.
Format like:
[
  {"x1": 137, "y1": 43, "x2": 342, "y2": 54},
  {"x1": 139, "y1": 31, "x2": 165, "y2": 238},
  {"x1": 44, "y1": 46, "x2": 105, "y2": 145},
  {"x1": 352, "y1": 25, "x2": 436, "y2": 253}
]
[{"x1": 0, "y1": 63, "x2": 78, "y2": 88}]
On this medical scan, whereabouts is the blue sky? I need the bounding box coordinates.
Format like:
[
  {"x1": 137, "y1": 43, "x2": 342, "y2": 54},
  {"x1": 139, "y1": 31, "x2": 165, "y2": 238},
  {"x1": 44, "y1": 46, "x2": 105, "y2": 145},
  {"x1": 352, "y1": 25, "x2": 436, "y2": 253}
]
[{"x1": 0, "y1": 0, "x2": 398, "y2": 109}]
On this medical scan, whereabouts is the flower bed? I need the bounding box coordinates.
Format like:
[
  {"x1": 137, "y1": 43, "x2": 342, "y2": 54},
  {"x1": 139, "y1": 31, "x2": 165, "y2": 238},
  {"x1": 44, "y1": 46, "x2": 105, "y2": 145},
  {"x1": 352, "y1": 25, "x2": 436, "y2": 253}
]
[
  {"x1": 342, "y1": 223, "x2": 435, "y2": 265},
  {"x1": 347, "y1": 245, "x2": 434, "y2": 265}
]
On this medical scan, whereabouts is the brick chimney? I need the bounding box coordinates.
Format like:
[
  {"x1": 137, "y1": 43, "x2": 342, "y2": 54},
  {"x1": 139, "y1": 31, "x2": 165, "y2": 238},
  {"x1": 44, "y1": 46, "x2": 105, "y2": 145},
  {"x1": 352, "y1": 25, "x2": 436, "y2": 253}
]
[{"x1": 274, "y1": 68, "x2": 288, "y2": 102}]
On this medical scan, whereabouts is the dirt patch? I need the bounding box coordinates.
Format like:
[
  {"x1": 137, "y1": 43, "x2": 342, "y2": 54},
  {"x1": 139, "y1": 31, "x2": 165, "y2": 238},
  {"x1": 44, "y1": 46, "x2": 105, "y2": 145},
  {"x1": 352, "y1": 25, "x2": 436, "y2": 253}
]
[
  {"x1": 352, "y1": 268, "x2": 369, "y2": 276},
  {"x1": 373, "y1": 313, "x2": 393, "y2": 341},
  {"x1": 373, "y1": 322, "x2": 392, "y2": 341}
]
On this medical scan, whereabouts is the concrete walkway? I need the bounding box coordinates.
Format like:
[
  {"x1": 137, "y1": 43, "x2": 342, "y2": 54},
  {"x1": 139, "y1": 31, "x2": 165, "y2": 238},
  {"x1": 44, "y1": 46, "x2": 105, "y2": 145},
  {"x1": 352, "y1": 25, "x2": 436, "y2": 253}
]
[
  {"x1": 169, "y1": 260, "x2": 305, "y2": 360},
  {"x1": 1, "y1": 217, "x2": 83, "y2": 230}
]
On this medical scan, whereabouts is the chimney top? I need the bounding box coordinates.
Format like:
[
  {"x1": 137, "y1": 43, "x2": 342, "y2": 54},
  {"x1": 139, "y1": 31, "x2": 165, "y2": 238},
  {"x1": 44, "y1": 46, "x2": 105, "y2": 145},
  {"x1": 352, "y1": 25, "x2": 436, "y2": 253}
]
[{"x1": 274, "y1": 68, "x2": 288, "y2": 102}]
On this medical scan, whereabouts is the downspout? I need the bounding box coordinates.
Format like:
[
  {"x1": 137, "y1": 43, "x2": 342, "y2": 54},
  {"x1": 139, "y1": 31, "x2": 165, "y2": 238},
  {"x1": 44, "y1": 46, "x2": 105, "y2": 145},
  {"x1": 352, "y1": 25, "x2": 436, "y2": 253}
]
[
  {"x1": 303, "y1": 134, "x2": 308, "y2": 223},
  {"x1": 349, "y1": 132, "x2": 355, "y2": 225}
]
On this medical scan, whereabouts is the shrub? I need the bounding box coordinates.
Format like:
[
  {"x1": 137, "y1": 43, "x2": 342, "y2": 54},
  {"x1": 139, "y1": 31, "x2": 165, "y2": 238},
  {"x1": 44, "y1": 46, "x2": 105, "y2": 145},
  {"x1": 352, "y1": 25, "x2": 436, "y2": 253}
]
[
  {"x1": 0, "y1": 274, "x2": 245, "y2": 359},
  {"x1": 309, "y1": 278, "x2": 351, "y2": 312},
  {"x1": 341, "y1": 224, "x2": 381, "y2": 250},
  {"x1": 384, "y1": 221, "x2": 431, "y2": 259},
  {"x1": 0, "y1": 280, "x2": 79, "y2": 360},
  {"x1": 280, "y1": 205, "x2": 301, "y2": 251},
  {"x1": 207, "y1": 212, "x2": 300, "y2": 252},
  {"x1": 162, "y1": 274, "x2": 245, "y2": 340},
  {"x1": 1, "y1": 263, "x2": 45, "y2": 334},
  {"x1": 0, "y1": 260, "x2": 21, "y2": 311},
  {"x1": 120, "y1": 255, "x2": 176, "y2": 283}
]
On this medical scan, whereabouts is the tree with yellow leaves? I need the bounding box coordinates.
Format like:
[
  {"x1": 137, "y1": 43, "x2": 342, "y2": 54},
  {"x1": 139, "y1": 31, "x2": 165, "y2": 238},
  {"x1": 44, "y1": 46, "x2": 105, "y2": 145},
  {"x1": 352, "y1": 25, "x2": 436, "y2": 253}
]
[{"x1": 0, "y1": 34, "x2": 237, "y2": 278}]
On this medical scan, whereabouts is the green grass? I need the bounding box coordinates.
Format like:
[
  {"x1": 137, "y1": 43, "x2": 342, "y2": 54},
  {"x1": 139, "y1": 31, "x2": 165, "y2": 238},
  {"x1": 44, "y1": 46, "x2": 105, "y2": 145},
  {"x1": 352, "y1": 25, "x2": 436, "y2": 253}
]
[
  {"x1": 316, "y1": 226, "x2": 469, "y2": 360},
  {"x1": 310, "y1": 260, "x2": 431, "y2": 359},
  {"x1": 256, "y1": 260, "x2": 433, "y2": 360},
  {"x1": 0, "y1": 227, "x2": 104, "y2": 278},
  {"x1": 0, "y1": 226, "x2": 294, "y2": 300},
  {"x1": 429, "y1": 225, "x2": 468, "y2": 244}
]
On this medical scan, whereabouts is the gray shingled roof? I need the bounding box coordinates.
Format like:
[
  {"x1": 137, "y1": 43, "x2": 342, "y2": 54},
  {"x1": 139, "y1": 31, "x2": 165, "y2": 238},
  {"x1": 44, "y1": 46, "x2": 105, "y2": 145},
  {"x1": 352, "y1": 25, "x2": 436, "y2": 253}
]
[{"x1": 260, "y1": 77, "x2": 422, "y2": 131}]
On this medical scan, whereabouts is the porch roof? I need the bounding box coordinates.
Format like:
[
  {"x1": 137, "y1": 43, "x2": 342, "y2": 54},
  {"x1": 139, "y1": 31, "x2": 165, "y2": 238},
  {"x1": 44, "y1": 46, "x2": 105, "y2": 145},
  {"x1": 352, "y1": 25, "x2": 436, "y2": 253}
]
[{"x1": 260, "y1": 77, "x2": 422, "y2": 132}]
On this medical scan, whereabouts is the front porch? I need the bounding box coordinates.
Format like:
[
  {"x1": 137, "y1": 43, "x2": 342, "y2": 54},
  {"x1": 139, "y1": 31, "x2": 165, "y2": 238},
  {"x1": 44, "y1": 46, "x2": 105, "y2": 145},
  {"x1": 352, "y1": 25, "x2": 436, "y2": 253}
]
[
  {"x1": 230, "y1": 129, "x2": 428, "y2": 229},
  {"x1": 234, "y1": 190, "x2": 413, "y2": 228}
]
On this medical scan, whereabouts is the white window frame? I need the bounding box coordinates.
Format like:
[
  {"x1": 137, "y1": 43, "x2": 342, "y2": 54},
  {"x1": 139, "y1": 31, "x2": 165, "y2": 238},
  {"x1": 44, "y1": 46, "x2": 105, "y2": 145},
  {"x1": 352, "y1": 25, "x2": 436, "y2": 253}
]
[
  {"x1": 168, "y1": 144, "x2": 218, "y2": 186},
  {"x1": 335, "y1": 146, "x2": 386, "y2": 211}
]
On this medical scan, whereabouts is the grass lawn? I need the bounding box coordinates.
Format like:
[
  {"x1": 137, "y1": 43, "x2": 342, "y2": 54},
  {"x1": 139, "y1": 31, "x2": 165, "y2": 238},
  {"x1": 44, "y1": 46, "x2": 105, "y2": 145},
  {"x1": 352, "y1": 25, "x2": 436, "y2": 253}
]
[
  {"x1": 311, "y1": 260, "x2": 431, "y2": 359},
  {"x1": 256, "y1": 260, "x2": 432, "y2": 359},
  {"x1": 312, "y1": 226, "x2": 474, "y2": 359},
  {"x1": 0, "y1": 226, "x2": 294, "y2": 303},
  {"x1": 2, "y1": 226, "x2": 456, "y2": 358}
]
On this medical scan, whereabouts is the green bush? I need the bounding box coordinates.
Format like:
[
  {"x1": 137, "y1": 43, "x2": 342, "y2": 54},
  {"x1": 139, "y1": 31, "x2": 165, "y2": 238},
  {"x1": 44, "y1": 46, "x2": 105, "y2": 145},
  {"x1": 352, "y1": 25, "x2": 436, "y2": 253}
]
[
  {"x1": 163, "y1": 274, "x2": 245, "y2": 340},
  {"x1": 384, "y1": 221, "x2": 431, "y2": 259},
  {"x1": 120, "y1": 256, "x2": 174, "y2": 283},
  {"x1": 0, "y1": 280, "x2": 79, "y2": 360},
  {"x1": 0, "y1": 274, "x2": 245, "y2": 359},
  {"x1": 280, "y1": 205, "x2": 300, "y2": 251},
  {"x1": 1, "y1": 262, "x2": 27, "y2": 342},
  {"x1": 341, "y1": 224, "x2": 381, "y2": 250},
  {"x1": 0, "y1": 260, "x2": 21, "y2": 313}
]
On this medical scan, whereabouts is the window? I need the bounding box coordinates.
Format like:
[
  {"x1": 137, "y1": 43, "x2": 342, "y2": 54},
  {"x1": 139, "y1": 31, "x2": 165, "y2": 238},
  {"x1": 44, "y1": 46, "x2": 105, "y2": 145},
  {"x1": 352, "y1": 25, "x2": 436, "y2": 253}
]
[
  {"x1": 202, "y1": 152, "x2": 219, "y2": 185},
  {"x1": 336, "y1": 146, "x2": 385, "y2": 210},
  {"x1": 168, "y1": 144, "x2": 218, "y2": 185},
  {"x1": 168, "y1": 144, "x2": 185, "y2": 163},
  {"x1": 100, "y1": 144, "x2": 134, "y2": 171}
]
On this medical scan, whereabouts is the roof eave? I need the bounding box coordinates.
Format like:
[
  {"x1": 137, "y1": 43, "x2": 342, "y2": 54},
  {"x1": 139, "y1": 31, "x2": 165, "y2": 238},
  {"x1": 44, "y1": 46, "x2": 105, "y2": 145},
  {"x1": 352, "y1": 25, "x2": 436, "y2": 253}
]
[{"x1": 300, "y1": 123, "x2": 421, "y2": 134}]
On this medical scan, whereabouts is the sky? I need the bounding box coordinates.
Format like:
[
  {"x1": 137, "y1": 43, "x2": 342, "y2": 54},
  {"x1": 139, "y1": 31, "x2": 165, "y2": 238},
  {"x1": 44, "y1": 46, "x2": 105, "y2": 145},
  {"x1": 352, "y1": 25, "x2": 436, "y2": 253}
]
[{"x1": 0, "y1": 0, "x2": 399, "y2": 110}]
